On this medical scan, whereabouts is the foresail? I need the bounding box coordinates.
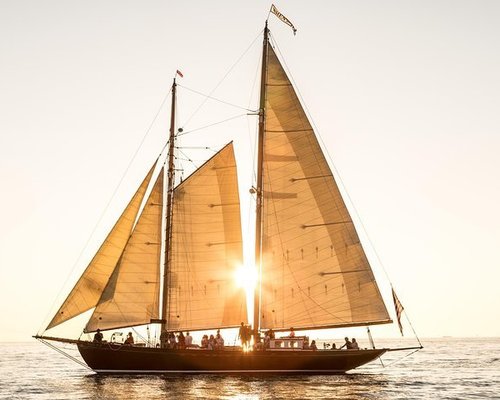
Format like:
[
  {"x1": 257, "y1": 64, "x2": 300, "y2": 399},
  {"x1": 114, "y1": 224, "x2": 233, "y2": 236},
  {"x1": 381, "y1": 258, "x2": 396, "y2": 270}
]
[
  {"x1": 167, "y1": 143, "x2": 247, "y2": 331},
  {"x1": 46, "y1": 162, "x2": 157, "y2": 330},
  {"x1": 85, "y1": 169, "x2": 164, "y2": 332},
  {"x1": 259, "y1": 46, "x2": 391, "y2": 331}
]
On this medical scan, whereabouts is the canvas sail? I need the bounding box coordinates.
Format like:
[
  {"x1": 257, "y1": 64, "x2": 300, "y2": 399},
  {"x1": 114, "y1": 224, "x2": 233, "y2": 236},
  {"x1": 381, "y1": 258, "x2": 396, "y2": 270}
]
[
  {"x1": 259, "y1": 46, "x2": 391, "y2": 331},
  {"x1": 46, "y1": 162, "x2": 157, "y2": 330},
  {"x1": 167, "y1": 143, "x2": 247, "y2": 331},
  {"x1": 84, "y1": 170, "x2": 164, "y2": 332}
]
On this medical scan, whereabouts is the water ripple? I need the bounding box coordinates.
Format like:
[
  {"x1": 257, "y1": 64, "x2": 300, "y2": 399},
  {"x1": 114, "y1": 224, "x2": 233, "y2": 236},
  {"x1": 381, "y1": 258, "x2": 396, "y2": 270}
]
[{"x1": 0, "y1": 338, "x2": 499, "y2": 399}]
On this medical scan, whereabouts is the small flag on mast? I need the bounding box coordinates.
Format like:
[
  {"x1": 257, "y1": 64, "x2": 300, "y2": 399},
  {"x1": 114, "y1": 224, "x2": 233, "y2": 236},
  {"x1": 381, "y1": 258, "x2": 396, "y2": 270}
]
[
  {"x1": 270, "y1": 4, "x2": 297, "y2": 35},
  {"x1": 392, "y1": 287, "x2": 405, "y2": 336},
  {"x1": 176, "y1": 70, "x2": 184, "y2": 78}
]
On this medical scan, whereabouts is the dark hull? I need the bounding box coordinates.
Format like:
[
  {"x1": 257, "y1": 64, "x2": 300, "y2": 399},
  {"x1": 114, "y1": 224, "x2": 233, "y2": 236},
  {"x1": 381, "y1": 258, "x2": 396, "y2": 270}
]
[{"x1": 77, "y1": 343, "x2": 387, "y2": 374}]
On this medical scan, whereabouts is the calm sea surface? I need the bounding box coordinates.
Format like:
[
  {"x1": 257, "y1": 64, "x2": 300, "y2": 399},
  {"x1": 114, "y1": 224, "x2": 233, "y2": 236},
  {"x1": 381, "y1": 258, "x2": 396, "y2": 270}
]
[{"x1": 1, "y1": 338, "x2": 499, "y2": 399}]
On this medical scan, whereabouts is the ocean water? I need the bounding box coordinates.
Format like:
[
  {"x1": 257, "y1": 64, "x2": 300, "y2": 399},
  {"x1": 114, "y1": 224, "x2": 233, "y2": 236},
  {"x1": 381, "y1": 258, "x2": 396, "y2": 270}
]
[{"x1": 0, "y1": 338, "x2": 499, "y2": 399}]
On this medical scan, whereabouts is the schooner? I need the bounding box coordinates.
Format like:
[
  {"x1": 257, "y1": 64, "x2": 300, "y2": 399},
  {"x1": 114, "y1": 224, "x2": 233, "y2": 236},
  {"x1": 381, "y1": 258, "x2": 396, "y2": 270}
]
[{"x1": 35, "y1": 8, "x2": 422, "y2": 373}]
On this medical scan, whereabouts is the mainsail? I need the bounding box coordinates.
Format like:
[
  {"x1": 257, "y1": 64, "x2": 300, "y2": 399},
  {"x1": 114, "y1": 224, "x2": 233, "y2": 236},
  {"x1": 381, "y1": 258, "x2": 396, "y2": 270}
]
[
  {"x1": 259, "y1": 45, "x2": 391, "y2": 331},
  {"x1": 47, "y1": 162, "x2": 157, "y2": 330},
  {"x1": 84, "y1": 170, "x2": 164, "y2": 332},
  {"x1": 167, "y1": 143, "x2": 247, "y2": 331}
]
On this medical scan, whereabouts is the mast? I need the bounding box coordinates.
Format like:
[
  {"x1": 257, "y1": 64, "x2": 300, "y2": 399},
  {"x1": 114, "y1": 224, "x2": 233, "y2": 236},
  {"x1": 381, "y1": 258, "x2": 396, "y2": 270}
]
[
  {"x1": 253, "y1": 21, "x2": 269, "y2": 341},
  {"x1": 161, "y1": 78, "x2": 177, "y2": 338}
]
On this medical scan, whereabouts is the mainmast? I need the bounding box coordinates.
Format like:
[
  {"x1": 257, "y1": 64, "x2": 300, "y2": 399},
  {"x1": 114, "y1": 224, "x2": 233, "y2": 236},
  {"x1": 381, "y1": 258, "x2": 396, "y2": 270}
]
[
  {"x1": 161, "y1": 78, "x2": 177, "y2": 338},
  {"x1": 253, "y1": 21, "x2": 269, "y2": 341}
]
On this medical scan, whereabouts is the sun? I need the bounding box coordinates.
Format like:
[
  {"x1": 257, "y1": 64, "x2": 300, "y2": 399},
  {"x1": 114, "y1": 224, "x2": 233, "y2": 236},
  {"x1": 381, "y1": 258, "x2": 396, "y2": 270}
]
[{"x1": 234, "y1": 263, "x2": 258, "y2": 294}]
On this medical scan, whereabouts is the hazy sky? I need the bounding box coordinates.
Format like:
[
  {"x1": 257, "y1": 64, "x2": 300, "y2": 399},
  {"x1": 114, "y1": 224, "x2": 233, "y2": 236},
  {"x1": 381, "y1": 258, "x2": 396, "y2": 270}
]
[{"x1": 1, "y1": 0, "x2": 499, "y2": 342}]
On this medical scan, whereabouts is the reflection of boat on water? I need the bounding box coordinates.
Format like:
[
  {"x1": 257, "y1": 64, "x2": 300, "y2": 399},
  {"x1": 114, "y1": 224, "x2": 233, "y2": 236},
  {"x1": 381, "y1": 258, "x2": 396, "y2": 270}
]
[{"x1": 35, "y1": 7, "x2": 421, "y2": 373}]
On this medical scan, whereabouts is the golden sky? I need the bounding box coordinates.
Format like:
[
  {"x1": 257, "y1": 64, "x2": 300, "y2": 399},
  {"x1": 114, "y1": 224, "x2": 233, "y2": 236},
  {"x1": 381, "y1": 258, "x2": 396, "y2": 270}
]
[{"x1": 0, "y1": 0, "x2": 499, "y2": 341}]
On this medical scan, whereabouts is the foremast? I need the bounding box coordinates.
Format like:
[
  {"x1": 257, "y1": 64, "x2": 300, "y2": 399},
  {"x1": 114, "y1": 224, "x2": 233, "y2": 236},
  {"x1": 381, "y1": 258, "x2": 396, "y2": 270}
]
[
  {"x1": 161, "y1": 78, "x2": 177, "y2": 339},
  {"x1": 253, "y1": 21, "x2": 269, "y2": 341}
]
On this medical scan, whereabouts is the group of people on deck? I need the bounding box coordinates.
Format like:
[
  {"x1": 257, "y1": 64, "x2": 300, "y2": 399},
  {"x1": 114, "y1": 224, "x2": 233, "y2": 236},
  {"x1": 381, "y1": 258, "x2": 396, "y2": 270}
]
[
  {"x1": 160, "y1": 331, "x2": 193, "y2": 349},
  {"x1": 321, "y1": 337, "x2": 360, "y2": 350},
  {"x1": 238, "y1": 322, "x2": 252, "y2": 349},
  {"x1": 93, "y1": 329, "x2": 135, "y2": 345},
  {"x1": 261, "y1": 327, "x2": 275, "y2": 350},
  {"x1": 201, "y1": 329, "x2": 225, "y2": 350},
  {"x1": 339, "y1": 337, "x2": 359, "y2": 350},
  {"x1": 262, "y1": 327, "x2": 318, "y2": 351},
  {"x1": 93, "y1": 325, "x2": 360, "y2": 351}
]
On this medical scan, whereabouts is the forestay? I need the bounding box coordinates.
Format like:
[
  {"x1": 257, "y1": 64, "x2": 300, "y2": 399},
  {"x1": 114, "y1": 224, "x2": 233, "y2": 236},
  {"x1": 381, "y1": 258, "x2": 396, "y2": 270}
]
[{"x1": 259, "y1": 46, "x2": 391, "y2": 331}]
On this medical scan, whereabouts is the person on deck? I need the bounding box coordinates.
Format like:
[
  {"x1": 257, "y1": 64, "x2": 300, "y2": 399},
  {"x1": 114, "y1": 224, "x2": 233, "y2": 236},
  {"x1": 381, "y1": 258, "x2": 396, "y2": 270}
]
[
  {"x1": 215, "y1": 332, "x2": 225, "y2": 350},
  {"x1": 201, "y1": 334, "x2": 208, "y2": 348},
  {"x1": 93, "y1": 329, "x2": 103, "y2": 343},
  {"x1": 351, "y1": 338, "x2": 359, "y2": 350},
  {"x1": 339, "y1": 337, "x2": 352, "y2": 349},
  {"x1": 160, "y1": 330, "x2": 168, "y2": 348},
  {"x1": 238, "y1": 322, "x2": 248, "y2": 350},
  {"x1": 310, "y1": 340, "x2": 318, "y2": 351},
  {"x1": 289, "y1": 327, "x2": 295, "y2": 338},
  {"x1": 185, "y1": 331, "x2": 193, "y2": 348},
  {"x1": 254, "y1": 334, "x2": 263, "y2": 351},
  {"x1": 124, "y1": 332, "x2": 134, "y2": 345},
  {"x1": 264, "y1": 331, "x2": 271, "y2": 349},
  {"x1": 178, "y1": 332, "x2": 186, "y2": 349},
  {"x1": 208, "y1": 334, "x2": 215, "y2": 350},
  {"x1": 168, "y1": 333, "x2": 177, "y2": 349}
]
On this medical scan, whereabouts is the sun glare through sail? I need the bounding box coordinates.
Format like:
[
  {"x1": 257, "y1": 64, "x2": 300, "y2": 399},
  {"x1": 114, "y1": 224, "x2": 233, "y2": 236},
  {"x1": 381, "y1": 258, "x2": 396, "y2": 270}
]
[{"x1": 234, "y1": 262, "x2": 258, "y2": 295}]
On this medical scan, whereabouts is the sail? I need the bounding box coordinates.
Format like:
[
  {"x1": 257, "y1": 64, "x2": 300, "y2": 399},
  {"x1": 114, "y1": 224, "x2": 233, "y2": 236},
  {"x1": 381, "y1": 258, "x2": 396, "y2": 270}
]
[
  {"x1": 259, "y1": 45, "x2": 391, "y2": 331},
  {"x1": 167, "y1": 143, "x2": 247, "y2": 331},
  {"x1": 46, "y1": 162, "x2": 157, "y2": 330},
  {"x1": 84, "y1": 169, "x2": 164, "y2": 332}
]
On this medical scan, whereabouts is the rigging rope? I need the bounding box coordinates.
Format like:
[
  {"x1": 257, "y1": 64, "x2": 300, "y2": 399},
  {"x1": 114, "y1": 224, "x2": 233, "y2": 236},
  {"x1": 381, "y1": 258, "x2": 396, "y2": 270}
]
[
  {"x1": 176, "y1": 148, "x2": 199, "y2": 169},
  {"x1": 178, "y1": 84, "x2": 256, "y2": 112},
  {"x1": 381, "y1": 348, "x2": 421, "y2": 368},
  {"x1": 37, "y1": 338, "x2": 93, "y2": 371},
  {"x1": 404, "y1": 310, "x2": 424, "y2": 348},
  {"x1": 131, "y1": 326, "x2": 154, "y2": 347},
  {"x1": 179, "y1": 30, "x2": 262, "y2": 130},
  {"x1": 177, "y1": 113, "x2": 248, "y2": 137},
  {"x1": 175, "y1": 146, "x2": 217, "y2": 151}
]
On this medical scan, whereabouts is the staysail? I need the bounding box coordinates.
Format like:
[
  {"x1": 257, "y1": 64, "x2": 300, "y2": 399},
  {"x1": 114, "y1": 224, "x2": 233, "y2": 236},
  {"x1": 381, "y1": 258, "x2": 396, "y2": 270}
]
[
  {"x1": 46, "y1": 162, "x2": 157, "y2": 330},
  {"x1": 167, "y1": 142, "x2": 247, "y2": 331},
  {"x1": 84, "y1": 169, "x2": 164, "y2": 332},
  {"x1": 259, "y1": 45, "x2": 391, "y2": 331}
]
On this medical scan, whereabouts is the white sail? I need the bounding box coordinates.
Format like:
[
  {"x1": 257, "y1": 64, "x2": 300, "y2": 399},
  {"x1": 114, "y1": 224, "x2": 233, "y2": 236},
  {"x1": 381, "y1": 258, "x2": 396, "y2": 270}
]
[
  {"x1": 259, "y1": 46, "x2": 391, "y2": 331},
  {"x1": 85, "y1": 170, "x2": 164, "y2": 332},
  {"x1": 167, "y1": 143, "x2": 247, "y2": 331},
  {"x1": 47, "y1": 162, "x2": 157, "y2": 330}
]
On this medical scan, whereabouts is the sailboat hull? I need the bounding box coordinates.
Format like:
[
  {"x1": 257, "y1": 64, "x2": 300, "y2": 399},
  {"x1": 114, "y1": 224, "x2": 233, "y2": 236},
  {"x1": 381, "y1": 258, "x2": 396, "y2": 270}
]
[{"x1": 77, "y1": 343, "x2": 386, "y2": 374}]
